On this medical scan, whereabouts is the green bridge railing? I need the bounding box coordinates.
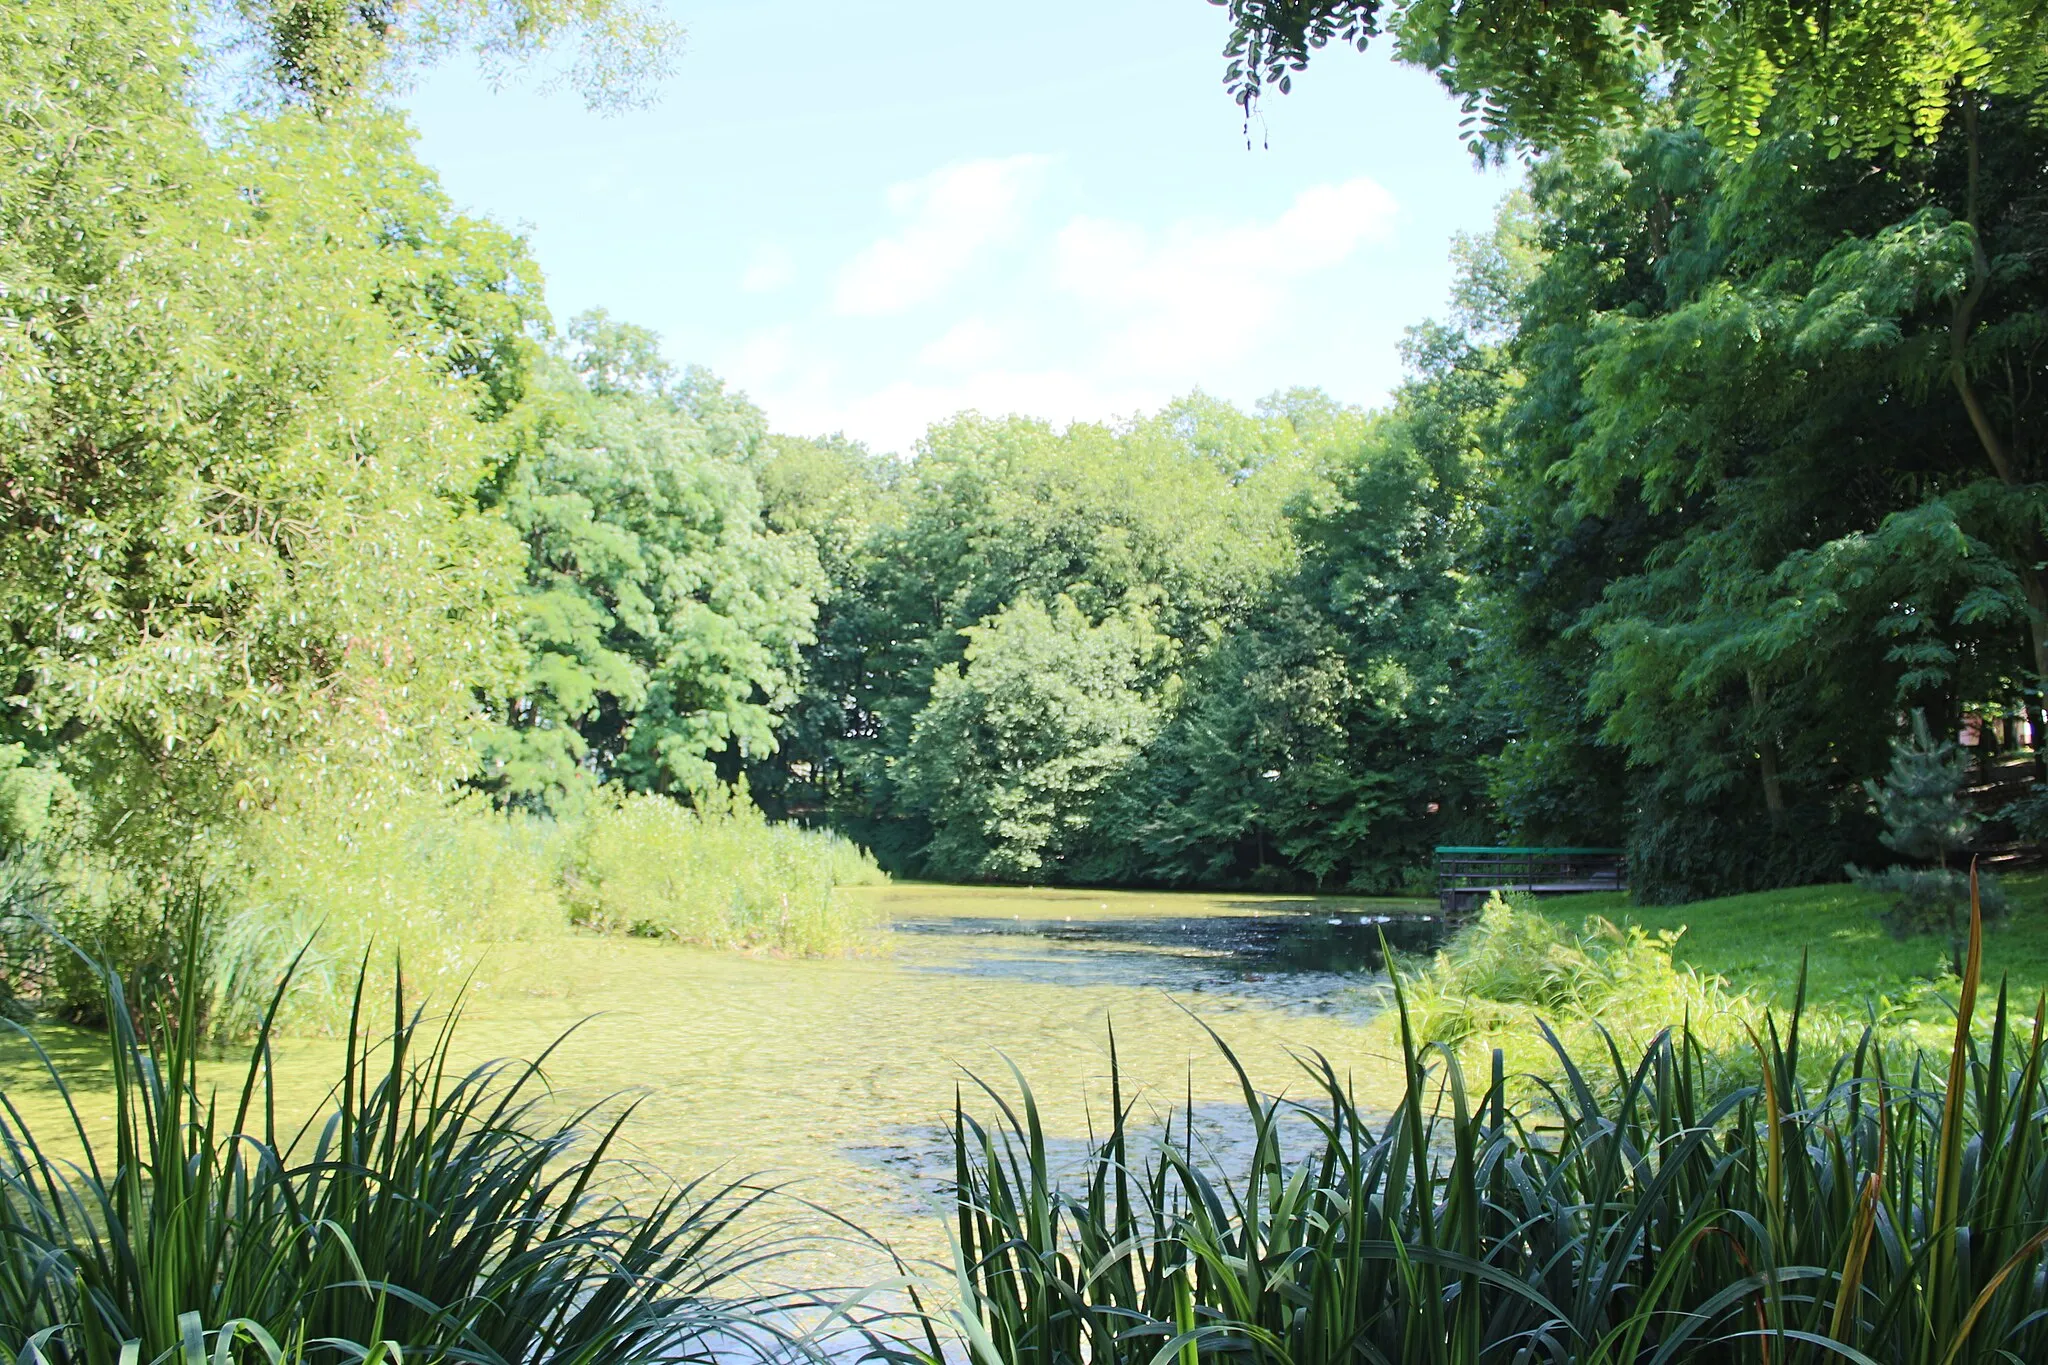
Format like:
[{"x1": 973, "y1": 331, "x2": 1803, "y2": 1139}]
[{"x1": 1432, "y1": 845, "x2": 1627, "y2": 916}]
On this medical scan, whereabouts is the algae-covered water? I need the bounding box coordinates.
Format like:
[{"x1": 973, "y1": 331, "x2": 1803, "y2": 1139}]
[{"x1": 0, "y1": 884, "x2": 1445, "y2": 1283}]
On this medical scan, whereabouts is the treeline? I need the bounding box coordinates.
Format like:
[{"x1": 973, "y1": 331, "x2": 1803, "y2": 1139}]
[
  {"x1": 9, "y1": 0, "x2": 2048, "y2": 1001},
  {"x1": 739, "y1": 95, "x2": 2048, "y2": 902},
  {"x1": 736, "y1": 388, "x2": 1489, "y2": 892},
  {"x1": 729, "y1": 96, "x2": 2039, "y2": 900},
  {"x1": 737, "y1": 76, "x2": 2048, "y2": 903}
]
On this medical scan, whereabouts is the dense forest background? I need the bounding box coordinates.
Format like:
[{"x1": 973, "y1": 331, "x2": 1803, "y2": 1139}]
[{"x1": 7, "y1": 0, "x2": 2048, "y2": 1021}]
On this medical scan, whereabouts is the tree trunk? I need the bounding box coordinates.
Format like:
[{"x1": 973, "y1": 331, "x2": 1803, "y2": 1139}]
[
  {"x1": 1750, "y1": 674, "x2": 1786, "y2": 820},
  {"x1": 1950, "y1": 98, "x2": 2048, "y2": 690}
]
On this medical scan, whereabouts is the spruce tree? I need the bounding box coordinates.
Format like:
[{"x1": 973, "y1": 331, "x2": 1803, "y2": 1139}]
[
  {"x1": 1851, "y1": 712, "x2": 2004, "y2": 968},
  {"x1": 1870, "y1": 712, "x2": 1977, "y2": 867}
]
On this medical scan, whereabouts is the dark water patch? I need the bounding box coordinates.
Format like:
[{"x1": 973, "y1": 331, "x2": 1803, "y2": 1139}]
[
  {"x1": 891, "y1": 909, "x2": 1448, "y2": 976},
  {"x1": 839, "y1": 1095, "x2": 1365, "y2": 1233}
]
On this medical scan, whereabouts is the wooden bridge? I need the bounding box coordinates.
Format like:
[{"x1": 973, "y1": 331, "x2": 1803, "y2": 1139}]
[{"x1": 1433, "y1": 846, "x2": 1627, "y2": 918}]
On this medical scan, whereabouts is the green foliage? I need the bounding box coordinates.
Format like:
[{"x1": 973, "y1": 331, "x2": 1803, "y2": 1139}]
[
  {"x1": 1121, "y1": 331, "x2": 1498, "y2": 891},
  {"x1": 945, "y1": 902, "x2": 2048, "y2": 1364},
  {"x1": 224, "y1": 788, "x2": 563, "y2": 1031},
  {"x1": 897, "y1": 599, "x2": 1164, "y2": 882},
  {"x1": 784, "y1": 393, "x2": 1490, "y2": 890},
  {"x1": 4, "y1": 784, "x2": 886, "y2": 1032},
  {"x1": 1431, "y1": 93, "x2": 2048, "y2": 898},
  {"x1": 0, "y1": 0, "x2": 532, "y2": 867},
  {"x1": 1850, "y1": 864, "x2": 2009, "y2": 941},
  {"x1": 1214, "y1": 0, "x2": 2048, "y2": 159},
  {"x1": 0, "y1": 919, "x2": 809, "y2": 1365},
  {"x1": 233, "y1": 0, "x2": 682, "y2": 112},
  {"x1": 482, "y1": 317, "x2": 820, "y2": 809},
  {"x1": 1847, "y1": 713, "x2": 2006, "y2": 943},
  {"x1": 563, "y1": 792, "x2": 885, "y2": 955},
  {"x1": 1211, "y1": 0, "x2": 2048, "y2": 909},
  {"x1": 1867, "y1": 712, "x2": 1978, "y2": 865},
  {"x1": 1393, "y1": 893, "x2": 1757, "y2": 1071},
  {"x1": 0, "y1": 749, "x2": 75, "y2": 855}
]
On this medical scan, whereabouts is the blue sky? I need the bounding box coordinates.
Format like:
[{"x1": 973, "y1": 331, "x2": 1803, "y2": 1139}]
[{"x1": 403, "y1": 0, "x2": 1520, "y2": 453}]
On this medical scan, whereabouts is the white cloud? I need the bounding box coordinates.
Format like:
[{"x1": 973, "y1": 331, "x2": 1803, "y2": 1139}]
[
  {"x1": 834, "y1": 155, "x2": 1051, "y2": 316},
  {"x1": 730, "y1": 325, "x2": 796, "y2": 381},
  {"x1": 917, "y1": 317, "x2": 1006, "y2": 371},
  {"x1": 740, "y1": 244, "x2": 795, "y2": 293},
  {"x1": 1054, "y1": 177, "x2": 1397, "y2": 373},
  {"x1": 738, "y1": 176, "x2": 1403, "y2": 453}
]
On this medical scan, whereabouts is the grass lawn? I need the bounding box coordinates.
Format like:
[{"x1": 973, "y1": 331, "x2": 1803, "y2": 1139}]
[{"x1": 1533, "y1": 874, "x2": 2048, "y2": 1024}]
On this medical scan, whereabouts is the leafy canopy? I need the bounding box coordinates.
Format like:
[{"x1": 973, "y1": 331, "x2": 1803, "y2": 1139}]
[{"x1": 1212, "y1": 0, "x2": 2048, "y2": 158}]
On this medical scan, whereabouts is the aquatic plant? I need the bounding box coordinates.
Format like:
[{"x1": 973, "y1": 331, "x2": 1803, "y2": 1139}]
[
  {"x1": 564, "y1": 792, "x2": 886, "y2": 955},
  {"x1": 0, "y1": 906, "x2": 815, "y2": 1365},
  {"x1": 944, "y1": 873, "x2": 2048, "y2": 1364}
]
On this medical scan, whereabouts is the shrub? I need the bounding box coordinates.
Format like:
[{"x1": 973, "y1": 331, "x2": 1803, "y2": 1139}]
[
  {"x1": 1391, "y1": 892, "x2": 1762, "y2": 1077},
  {"x1": 6, "y1": 782, "x2": 890, "y2": 1035},
  {"x1": 225, "y1": 787, "x2": 563, "y2": 1033},
  {"x1": 564, "y1": 791, "x2": 886, "y2": 955},
  {"x1": 1847, "y1": 863, "x2": 2008, "y2": 937},
  {"x1": 1848, "y1": 712, "x2": 2000, "y2": 956}
]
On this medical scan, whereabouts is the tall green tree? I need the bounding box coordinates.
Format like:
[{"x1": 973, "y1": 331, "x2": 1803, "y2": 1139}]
[
  {"x1": 480, "y1": 314, "x2": 820, "y2": 808},
  {"x1": 1102, "y1": 357, "x2": 1496, "y2": 890},
  {"x1": 0, "y1": 0, "x2": 535, "y2": 861},
  {"x1": 1216, "y1": 0, "x2": 2048, "y2": 689},
  {"x1": 811, "y1": 406, "x2": 1313, "y2": 869},
  {"x1": 895, "y1": 598, "x2": 1165, "y2": 882},
  {"x1": 1446, "y1": 111, "x2": 2045, "y2": 897}
]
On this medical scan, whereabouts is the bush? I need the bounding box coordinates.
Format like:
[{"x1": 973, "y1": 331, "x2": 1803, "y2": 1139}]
[
  {"x1": 225, "y1": 787, "x2": 564, "y2": 1033},
  {"x1": 1392, "y1": 892, "x2": 1761, "y2": 1077},
  {"x1": 7, "y1": 781, "x2": 889, "y2": 1036},
  {"x1": 1847, "y1": 862, "x2": 2008, "y2": 937},
  {"x1": 564, "y1": 791, "x2": 886, "y2": 955}
]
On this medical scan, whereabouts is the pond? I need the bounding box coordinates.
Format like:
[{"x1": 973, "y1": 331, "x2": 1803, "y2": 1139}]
[{"x1": 0, "y1": 884, "x2": 1447, "y2": 1286}]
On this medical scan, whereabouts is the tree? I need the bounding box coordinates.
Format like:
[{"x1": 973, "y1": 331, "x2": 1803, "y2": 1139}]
[
  {"x1": 1213, "y1": 0, "x2": 2048, "y2": 694},
  {"x1": 0, "y1": 0, "x2": 533, "y2": 863},
  {"x1": 1212, "y1": 0, "x2": 2048, "y2": 160},
  {"x1": 1459, "y1": 105, "x2": 2048, "y2": 899},
  {"x1": 231, "y1": 0, "x2": 681, "y2": 113},
  {"x1": 480, "y1": 315, "x2": 820, "y2": 808},
  {"x1": 894, "y1": 599, "x2": 1164, "y2": 882},
  {"x1": 741, "y1": 433, "x2": 901, "y2": 820},
  {"x1": 809, "y1": 407, "x2": 1316, "y2": 870},
  {"x1": 1850, "y1": 712, "x2": 2005, "y2": 955},
  {"x1": 1102, "y1": 344, "x2": 1496, "y2": 891},
  {"x1": 1867, "y1": 713, "x2": 1976, "y2": 867}
]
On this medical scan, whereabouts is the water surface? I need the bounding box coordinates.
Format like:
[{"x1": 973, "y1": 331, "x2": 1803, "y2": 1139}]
[{"x1": 1, "y1": 884, "x2": 1445, "y2": 1283}]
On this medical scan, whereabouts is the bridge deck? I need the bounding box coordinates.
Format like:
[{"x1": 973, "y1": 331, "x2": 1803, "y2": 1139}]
[{"x1": 1433, "y1": 845, "x2": 1628, "y2": 917}]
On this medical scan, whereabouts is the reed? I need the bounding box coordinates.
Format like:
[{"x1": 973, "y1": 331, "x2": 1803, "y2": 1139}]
[
  {"x1": 564, "y1": 793, "x2": 886, "y2": 956},
  {"x1": 0, "y1": 903, "x2": 815, "y2": 1365},
  {"x1": 943, "y1": 872, "x2": 2048, "y2": 1365}
]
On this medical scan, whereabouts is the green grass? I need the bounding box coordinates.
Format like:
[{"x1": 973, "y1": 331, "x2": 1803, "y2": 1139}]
[{"x1": 1545, "y1": 874, "x2": 2048, "y2": 1023}]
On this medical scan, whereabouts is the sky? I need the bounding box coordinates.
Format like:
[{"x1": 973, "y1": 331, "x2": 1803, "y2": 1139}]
[{"x1": 401, "y1": 0, "x2": 1520, "y2": 454}]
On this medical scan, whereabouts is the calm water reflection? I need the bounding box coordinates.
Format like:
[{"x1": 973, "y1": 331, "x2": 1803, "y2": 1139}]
[{"x1": 0, "y1": 884, "x2": 1444, "y2": 1282}]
